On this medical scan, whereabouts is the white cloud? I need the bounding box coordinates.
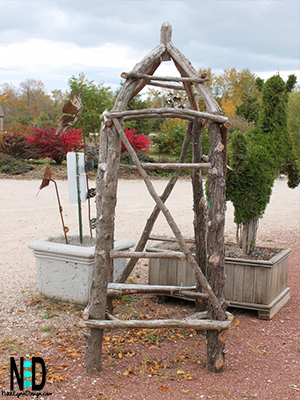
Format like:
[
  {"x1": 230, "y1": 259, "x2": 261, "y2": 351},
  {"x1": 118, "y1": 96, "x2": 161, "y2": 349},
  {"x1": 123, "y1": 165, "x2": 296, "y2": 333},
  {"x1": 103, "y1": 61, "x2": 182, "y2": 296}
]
[
  {"x1": 0, "y1": 1, "x2": 298, "y2": 93},
  {"x1": 0, "y1": 39, "x2": 139, "y2": 70}
]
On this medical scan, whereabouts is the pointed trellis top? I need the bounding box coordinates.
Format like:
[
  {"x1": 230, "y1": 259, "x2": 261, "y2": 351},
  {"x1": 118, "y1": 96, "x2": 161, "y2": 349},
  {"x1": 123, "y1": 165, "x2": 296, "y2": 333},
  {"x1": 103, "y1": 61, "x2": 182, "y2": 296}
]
[{"x1": 102, "y1": 22, "x2": 229, "y2": 126}]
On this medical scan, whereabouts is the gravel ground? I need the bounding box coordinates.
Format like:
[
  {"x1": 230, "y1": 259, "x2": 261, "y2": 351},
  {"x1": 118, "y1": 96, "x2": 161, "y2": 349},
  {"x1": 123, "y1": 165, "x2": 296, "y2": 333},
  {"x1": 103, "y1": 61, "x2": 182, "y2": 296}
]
[{"x1": 0, "y1": 177, "x2": 299, "y2": 399}]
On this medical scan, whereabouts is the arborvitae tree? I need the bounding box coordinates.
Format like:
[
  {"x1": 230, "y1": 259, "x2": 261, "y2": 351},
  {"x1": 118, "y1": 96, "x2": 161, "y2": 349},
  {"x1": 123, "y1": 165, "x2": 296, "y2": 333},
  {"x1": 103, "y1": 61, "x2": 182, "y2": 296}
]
[
  {"x1": 227, "y1": 74, "x2": 300, "y2": 254},
  {"x1": 226, "y1": 131, "x2": 275, "y2": 253},
  {"x1": 287, "y1": 87, "x2": 300, "y2": 163},
  {"x1": 256, "y1": 74, "x2": 300, "y2": 188}
]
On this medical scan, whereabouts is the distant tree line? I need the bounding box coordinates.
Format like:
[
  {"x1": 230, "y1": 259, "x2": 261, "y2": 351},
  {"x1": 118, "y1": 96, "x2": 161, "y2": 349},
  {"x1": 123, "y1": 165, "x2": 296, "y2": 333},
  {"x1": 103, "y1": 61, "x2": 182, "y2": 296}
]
[{"x1": 0, "y1": 68, "x2": 299, "y2": 162}]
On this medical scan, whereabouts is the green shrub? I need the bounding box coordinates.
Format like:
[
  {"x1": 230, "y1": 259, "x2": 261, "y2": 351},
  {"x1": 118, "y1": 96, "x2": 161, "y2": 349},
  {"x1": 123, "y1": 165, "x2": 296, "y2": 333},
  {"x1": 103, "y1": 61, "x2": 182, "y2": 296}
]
[
  {"x1": 152, "y1": 119, "x2": 188, "y2": 156},
  {"x1": 0, "y1": 153, "x2": 33, "y2": 175},
  {"x1": 226, "y1": 131, "x2": 275, "y2": 223}
]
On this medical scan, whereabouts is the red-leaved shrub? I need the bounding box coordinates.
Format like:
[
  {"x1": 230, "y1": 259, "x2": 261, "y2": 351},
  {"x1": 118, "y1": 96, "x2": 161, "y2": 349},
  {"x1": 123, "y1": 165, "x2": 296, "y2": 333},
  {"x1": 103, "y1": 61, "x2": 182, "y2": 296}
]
[
  {"x1": 121, "y1": 128, "x2": 151, "y2": 154},
  {"x1": 0, "y1": 124, "x2": 32, "y2": 158},
  {"x1": 26, "y1": 126, "x2": 84, "y2": 164}
]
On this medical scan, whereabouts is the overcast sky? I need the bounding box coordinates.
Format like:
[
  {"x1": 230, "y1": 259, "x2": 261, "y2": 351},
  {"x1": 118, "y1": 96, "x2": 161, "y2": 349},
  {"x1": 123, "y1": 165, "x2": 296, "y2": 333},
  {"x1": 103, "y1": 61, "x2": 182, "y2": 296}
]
[{"x1": 0, "y1": 0, "x2": 299, "y2": 94}]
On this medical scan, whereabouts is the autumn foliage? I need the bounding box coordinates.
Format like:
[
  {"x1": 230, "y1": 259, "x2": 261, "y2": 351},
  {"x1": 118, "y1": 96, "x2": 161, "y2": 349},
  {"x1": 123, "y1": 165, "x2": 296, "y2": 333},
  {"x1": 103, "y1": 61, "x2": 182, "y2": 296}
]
[
  {"x1": 0, "y1": 123, "x2": 32, "y2": 158},
  {"x1": 26, "y1": 126, "x2": 84, "y2": 164},
  {"x1": 121, "y1": 128, "x2": 151, "y2": 154}
]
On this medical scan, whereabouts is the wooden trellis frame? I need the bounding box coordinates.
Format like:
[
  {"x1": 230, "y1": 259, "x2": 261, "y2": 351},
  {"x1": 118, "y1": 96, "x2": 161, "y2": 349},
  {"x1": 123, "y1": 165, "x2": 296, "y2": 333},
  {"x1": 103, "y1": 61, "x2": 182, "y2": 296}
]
[{"x1": 83, "y1": 22, "x2": 231, "y2": 374}]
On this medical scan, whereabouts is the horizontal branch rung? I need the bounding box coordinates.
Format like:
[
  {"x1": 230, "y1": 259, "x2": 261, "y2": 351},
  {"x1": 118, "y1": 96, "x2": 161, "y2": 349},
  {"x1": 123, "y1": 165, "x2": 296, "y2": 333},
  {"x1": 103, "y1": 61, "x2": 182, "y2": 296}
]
[
  {"x1": 85, "y1": 318, "x2": 231, "y2": 331},
  {"x1": 106, "y1": 283, "x2": 207, "y2": 298},
  {"x1": 108, "y1": 283, "x2": 196, "y2": 291},
  {"x1": 120, "y1": 162, "x2": 211, "y2": 171},
  {"x1": 121, "y1": 71, "x2": 210, "y2": 84},
  {"x1": 101, "y1": 108, "x2": 229, "y2": 125},
  {"x1": 147, "y1": 81, "x2": 185, "y2": 91},
  {"x1": 110, "y1": 250, "x2": 186, "y2": 259},
  {"x1": 149, "y1": 234, "x2": 195, "y2": 243}
]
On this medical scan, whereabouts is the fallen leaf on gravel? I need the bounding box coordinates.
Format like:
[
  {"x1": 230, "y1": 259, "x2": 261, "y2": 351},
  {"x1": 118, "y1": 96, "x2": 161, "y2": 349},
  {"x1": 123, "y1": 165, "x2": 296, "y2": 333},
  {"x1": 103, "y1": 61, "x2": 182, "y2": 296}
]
[
  {"x1": 177, "y1": 369, "x2": 185, "y2": 375},
  {"x1": 291, "y1": 387, "x2": 300, "y2": 391},
  {"x1": 40, "y1": 341, "x2": 53, "y2": 346},
  {"x1": 160, "y1": 386, "x2": 170, "y2": 391},
  {"x1": 182, "y1": 389, "x2": 190, "y2": 394},
  {"x1": 247, "y1": 342, "x2": 270, "y2": 355},
  {"x1": 68, "y1": 352, "x2": 82, "y2": 358}
]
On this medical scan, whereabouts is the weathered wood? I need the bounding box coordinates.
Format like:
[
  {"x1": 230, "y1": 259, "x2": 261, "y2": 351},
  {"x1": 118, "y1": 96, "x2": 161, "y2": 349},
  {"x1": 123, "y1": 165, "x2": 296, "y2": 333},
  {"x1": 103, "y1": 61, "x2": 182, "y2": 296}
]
[
  {"x1": 122, "y1": 113, "x2": 194, "y2": 122},
  {"x1": 121, "y1": 72, "x2": 210, "y2": 84},
  {"x1": 85, "y1": 318, "x2": 231, "y2": 331},
  {"x1": 192, "y1": 118, "x2": 207, "y2": 312},
  {"x1": 106, "y1": 283, "x2": 202, "y2": 297},
  {"x1": 179, "y1": 291, "x2": 208, "y2": 299},
  {"x1": 192, "y1": 117, "x2": 207, "y2": 278},
  {"x1": 110, "y1": 250, "x2": 186, "y2": 259},
  {"x1": 102, "y1": 108, "x2": 228, "y2": 125},
  {"x1": 109, "y1": 283, "x2": 196, "y2": 291},
  {"x1": 85, "y1": 37, "x2": 170, "y2": 374},
  {"x1": 106, "y1": 312, "x2": 119, "y2": 321},
  {"x1": 160, "y1": 21, "x2": 172, "y2": 44},
  {"x1": 186, "y1": 311, "x2": 234, "y2": 321},
  {"x1": 116, "y1": 44, "x2": 166, "y2": 108},
  {"x1": 101, "y1": 109, "x2": 112, "y2": 127},
  {"x1": 147, "y1": 81, "x2": 185, "y2": 90},
  {"x1": 160, "y1": 21, "x2": 172, "y2": 60},
  {"x1": 117, "y1": 122, "x2": 193, "y2": 283},
  {"x1": 206, "y1": 121, "x2": 227, "y2": 372},
  {"x1": 167, "y1": 42, "x2": 222, "y2": 114},
  {"x1": 172, "y1": 58, "x2": 199, "y2": 110},
  {"x1": 81, "y1": 311, "x2": 89, "y2": 321},
  {"x1": 149, "y1": 235, "x2": 195, "y2": 243},
  {"x1": 119, "y1": 162, "x2": 211, "y2": 171},
  {"x1": 85, "y1": 122, "x2": 121, "y2": 373},
  {"x1": 112, "y1": 117, "x2": 225, "y2": 321}
]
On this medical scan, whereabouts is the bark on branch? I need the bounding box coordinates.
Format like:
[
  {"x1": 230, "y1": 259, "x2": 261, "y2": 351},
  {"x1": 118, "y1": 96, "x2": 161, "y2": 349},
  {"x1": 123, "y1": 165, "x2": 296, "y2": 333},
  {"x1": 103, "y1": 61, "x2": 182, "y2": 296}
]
[
  {"x1": 119, "y1": 162, "x2": 211, "y2": 171},
  {"x1": 102, "y1": 108, "x2": 228, "y2": 126},
  {"x1": 85, "y1": 318, "x2": 231, "y2": 331}
]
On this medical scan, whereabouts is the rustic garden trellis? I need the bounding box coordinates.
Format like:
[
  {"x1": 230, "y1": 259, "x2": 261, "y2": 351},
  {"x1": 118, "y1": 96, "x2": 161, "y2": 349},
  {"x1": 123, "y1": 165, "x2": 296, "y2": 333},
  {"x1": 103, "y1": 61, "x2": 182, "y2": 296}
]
[{"x1": 83, "y1": 22, "x2": 232, "y2": 374}]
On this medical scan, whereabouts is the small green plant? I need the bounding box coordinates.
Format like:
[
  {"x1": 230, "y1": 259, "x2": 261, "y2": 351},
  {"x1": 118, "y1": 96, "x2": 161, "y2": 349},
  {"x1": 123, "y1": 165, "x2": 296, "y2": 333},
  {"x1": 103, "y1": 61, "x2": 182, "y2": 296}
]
[
  {"x1": 144, "y1": 331, "x2": 164, "y2": 345},
  {"x1": 40, "y1": 325, "x2": 56, "y2": 333},
  {"x1": 152, "y1": 119, "x2": 188, "y2": 156},
  {"x1": 121, "y1": 295, "x2": 138, "y2": 303},
  {"x1": 41, "y1": 311, "x2": 59, "y2": 319}
]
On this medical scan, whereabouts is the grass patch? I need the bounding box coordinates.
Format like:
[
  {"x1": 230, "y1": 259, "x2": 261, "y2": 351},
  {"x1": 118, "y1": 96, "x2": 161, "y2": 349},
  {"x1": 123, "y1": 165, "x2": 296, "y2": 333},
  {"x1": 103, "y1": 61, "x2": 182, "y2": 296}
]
[{"x1": 40, "y1": 325, "x2": 57, "y2": 333}]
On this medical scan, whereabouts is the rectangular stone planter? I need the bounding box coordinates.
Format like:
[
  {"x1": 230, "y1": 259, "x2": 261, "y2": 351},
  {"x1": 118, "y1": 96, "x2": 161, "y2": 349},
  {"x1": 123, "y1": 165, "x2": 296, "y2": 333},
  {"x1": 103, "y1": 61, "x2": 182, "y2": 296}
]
[
  {"x1": 28, "y1": 234, "x2": 135, "y2": 305},
  {"x1": 148, "y1": 246, "x2": 291, "y2": 320}
]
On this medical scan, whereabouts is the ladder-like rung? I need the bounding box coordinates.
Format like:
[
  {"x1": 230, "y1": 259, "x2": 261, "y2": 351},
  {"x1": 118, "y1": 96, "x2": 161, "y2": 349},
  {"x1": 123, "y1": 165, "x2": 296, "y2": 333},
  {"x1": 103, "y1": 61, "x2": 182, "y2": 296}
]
[
  {"x1": 121, "y1": 71, "x2": 210, "y2": 84},
  {"x1": 120, "y1": 162, "x2": 211, "y2": 171},
  {"x1": 106, "y1": 283, "x2": 208, "y2": 300},
  {"x1": 85, "y1": 318, "x2": 231, "y2": 331},
  {"x1": 102, "y1": 107, "x2": 229, "y2": 125},
  {"x1": 110, "y1": 250, "x2": 186, "y2": 259}
]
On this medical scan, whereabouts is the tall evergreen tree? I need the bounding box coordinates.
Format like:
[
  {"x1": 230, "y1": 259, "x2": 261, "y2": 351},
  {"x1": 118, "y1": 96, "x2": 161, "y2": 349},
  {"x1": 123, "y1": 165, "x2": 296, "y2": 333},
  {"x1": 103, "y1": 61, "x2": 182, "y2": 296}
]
[{"x1": 227, "y1": 74, "x2": 299, "y2": 253}]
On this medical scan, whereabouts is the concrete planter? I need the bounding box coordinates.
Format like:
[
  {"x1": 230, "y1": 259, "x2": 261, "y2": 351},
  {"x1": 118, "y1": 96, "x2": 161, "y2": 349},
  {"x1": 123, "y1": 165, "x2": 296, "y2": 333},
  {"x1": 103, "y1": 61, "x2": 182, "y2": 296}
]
[
  {"x1": 148, "y1": 245, "x2": 291, "y2": 320},
  {"x1": 28, "y1": 235, "x2": 134, "y2": 305}
]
